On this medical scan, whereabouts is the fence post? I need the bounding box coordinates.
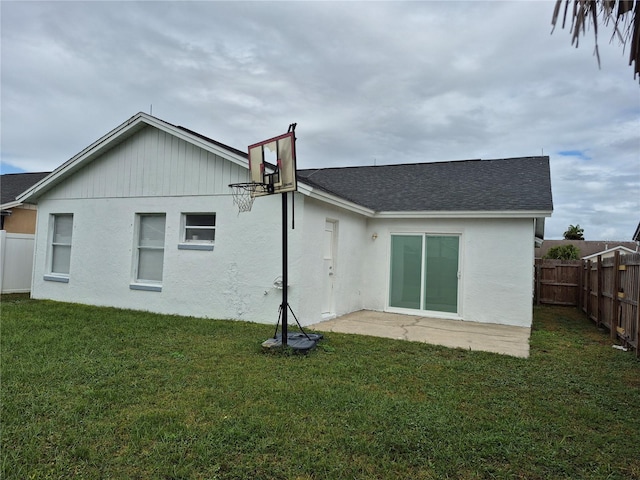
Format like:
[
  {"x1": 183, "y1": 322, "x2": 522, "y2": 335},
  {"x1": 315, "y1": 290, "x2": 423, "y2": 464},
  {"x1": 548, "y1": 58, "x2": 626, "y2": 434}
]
[
  {"x1": 611, "y1": 251, "x2": 620, "y2": 340},
  {"x1": 636, "y1": 279, "x2": 640, "y2": 359},
  {"x1": 0, "y1": 230, "x2": 6, "y2": 294},
  {"x1": 597, "y1": 255, "x2": 603, "y2": 327},
  {"x1": 578, "y1": 259, "x2": 584, "y2": 311},
  {"x1": 635, "y1": 254, "x2": 640, "y2": 358},
  {"x1": 586, "y1": 260, "x2": 592, "y2": 320},
  {"x1": 535, "y1": 259, "x2": 540, "y2": 306}
]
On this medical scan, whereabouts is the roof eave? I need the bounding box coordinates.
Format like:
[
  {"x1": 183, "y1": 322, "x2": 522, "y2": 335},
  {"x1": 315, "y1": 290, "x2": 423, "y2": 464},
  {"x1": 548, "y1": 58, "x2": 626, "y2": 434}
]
[
  {"x1": 298, "y1": 183, "x2": 376, "y2": 216},
  {"x1": 0, "y1": 200, "x2": 23, "y2": 210},
  {"x1": 372, "y1": 210, "x2": 553, "y2": 219},
  {"x1": 582, "y1": 246, "x2": 638, "y2": 259}
]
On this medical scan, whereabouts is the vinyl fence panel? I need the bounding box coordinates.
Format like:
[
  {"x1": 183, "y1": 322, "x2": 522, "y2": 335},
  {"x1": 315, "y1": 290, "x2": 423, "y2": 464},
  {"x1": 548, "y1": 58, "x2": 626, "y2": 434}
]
[{"x1": 0, "y1": 231, "x2": 35, "y2": 293}]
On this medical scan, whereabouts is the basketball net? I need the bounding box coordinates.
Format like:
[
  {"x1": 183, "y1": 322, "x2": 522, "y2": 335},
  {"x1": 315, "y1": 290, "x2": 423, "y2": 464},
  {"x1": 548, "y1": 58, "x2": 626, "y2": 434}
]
[{"x1": 229, "y1": 182, "x2": 268, "y2": 213}]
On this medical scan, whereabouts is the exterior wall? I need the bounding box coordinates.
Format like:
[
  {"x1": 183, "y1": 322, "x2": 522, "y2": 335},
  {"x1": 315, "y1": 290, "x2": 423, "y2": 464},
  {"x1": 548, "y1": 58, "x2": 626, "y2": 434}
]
[
  {"x1": 3, "y1": 205, "x2": 38, "y2": 234},
  {"x1": 28, "y1": 124, "x2": 538, "y2": 328},
  {"x1": 28, "y1": 125, "x2": 359, "y2": 327},
  {"x1": 291, "y1": 196, "x2": 367, "y2": 324},
  {"x1": 30, "y1": 186, "x2": 368, "y2": 326},
  {"x1": 31, "y1": 194, "x2": 292, "y2": 323},
  {"x1": 30, "y1": 125, "x2": 292, "y2": 323},
  {"x1": 361, "y1": 217, "x2": 535, "y2": 327}
]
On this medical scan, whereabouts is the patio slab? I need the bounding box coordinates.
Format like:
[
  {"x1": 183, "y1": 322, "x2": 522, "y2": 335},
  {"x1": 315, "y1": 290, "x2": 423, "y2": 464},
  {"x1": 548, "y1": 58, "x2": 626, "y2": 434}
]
[{"x1": 308, "y1": 310, "x2": 531, "y2": 358}]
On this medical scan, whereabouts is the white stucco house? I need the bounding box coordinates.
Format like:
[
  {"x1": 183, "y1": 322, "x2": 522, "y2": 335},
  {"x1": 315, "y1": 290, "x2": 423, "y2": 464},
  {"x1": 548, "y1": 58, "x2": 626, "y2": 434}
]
[{"x1": 18, "y1": 112, "x2": 553, "y2": 328}]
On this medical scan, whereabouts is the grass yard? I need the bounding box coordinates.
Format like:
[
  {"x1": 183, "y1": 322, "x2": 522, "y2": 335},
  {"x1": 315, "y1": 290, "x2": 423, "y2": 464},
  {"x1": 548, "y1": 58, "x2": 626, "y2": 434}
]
[{"x1": 1, "y1": 295, "x2": 639, "y2": 479}]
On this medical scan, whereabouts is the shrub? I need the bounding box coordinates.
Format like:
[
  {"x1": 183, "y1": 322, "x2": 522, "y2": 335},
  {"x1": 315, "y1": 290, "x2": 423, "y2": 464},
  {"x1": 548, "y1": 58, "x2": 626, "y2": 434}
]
[{"x1": 543, "y1": 244, "x2": 580, "y2": 260}]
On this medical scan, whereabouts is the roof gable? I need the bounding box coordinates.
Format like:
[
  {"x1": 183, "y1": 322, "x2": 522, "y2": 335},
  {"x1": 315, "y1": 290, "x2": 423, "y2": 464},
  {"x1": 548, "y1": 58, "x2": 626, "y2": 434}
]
[
  {"x1": 298, "y1": 157, "x2": 553, "y2": 213},
  {"x1": 18, "y1": 113, "x2": 249, "y2": 203}
]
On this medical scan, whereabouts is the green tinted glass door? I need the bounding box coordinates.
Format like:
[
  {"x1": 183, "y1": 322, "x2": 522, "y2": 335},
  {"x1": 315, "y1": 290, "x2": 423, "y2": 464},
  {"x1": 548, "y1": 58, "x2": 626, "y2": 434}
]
[
  {"x1": 389, "y1": 235, "x2": 422, "y2": 309},
  {"x1": 424, "y1": 236, "x2": 459, "y2": 313}
]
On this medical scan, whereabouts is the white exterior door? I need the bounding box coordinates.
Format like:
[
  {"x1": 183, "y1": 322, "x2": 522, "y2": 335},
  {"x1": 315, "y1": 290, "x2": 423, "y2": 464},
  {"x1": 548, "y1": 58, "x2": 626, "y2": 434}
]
[{"x1": 322, "y1": 220, "x2": 336, "y2": 316}]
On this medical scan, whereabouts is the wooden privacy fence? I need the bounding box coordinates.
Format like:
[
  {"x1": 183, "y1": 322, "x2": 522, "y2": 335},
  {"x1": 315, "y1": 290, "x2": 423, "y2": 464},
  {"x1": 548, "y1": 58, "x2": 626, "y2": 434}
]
[
  {"x1": 535, "y1": 253, "x2": 640, "y2": 357},
  {"x1": 534, "y1": 259, "x2": 582, "y2": 306}
]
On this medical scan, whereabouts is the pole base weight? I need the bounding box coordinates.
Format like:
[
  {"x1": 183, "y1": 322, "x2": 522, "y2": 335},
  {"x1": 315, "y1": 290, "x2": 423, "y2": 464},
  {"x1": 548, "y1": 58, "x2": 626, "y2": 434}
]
[{"x1": 262, "y1": 333, "x2": 323, "y2": 353}]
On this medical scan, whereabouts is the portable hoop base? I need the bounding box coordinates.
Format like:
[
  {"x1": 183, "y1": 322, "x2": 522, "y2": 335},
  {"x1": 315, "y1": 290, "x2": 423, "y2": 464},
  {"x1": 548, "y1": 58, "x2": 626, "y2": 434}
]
[
  {"x1": 261, "y1": 302, "x2": 321, "y2": 352},
  {"x1": 262, "y1": 333, "x2": 323, "y2": 353}
]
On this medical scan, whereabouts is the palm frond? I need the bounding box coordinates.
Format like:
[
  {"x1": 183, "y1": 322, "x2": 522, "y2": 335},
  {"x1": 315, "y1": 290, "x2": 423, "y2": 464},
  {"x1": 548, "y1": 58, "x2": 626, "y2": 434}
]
[{"x1": 551, "y1": 0, "x2": 639, "y2": 83}]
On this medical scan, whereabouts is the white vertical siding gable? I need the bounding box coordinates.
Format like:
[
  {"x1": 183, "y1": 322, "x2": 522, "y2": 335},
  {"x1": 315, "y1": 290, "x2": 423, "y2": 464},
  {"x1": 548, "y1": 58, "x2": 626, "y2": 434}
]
[{"x1": 43, "y1": 126, "x2": 248, "y2": 200}]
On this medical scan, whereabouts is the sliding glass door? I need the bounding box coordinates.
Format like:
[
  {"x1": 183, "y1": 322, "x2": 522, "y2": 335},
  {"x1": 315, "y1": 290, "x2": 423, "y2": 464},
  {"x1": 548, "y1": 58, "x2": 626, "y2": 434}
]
[{"x1": 389, "y1": 234, "x2": 459, "y2": 314}]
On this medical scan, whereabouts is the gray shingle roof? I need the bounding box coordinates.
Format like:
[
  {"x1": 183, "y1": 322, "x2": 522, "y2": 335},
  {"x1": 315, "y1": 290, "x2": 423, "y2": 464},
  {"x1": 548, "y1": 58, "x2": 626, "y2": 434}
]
[
  {"x1": 1, "y1": 172, "x2": 50, "y2": 206},
  {"x1": 297, "y1": 157, "x2": 552, "y2": 212}
]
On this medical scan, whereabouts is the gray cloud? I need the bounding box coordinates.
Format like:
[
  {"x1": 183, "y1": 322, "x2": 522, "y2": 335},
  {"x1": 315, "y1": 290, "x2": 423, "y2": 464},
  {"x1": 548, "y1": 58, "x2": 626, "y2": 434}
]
[{"x1": 1, "y1": 1, "x2": 638, "y2": 240}]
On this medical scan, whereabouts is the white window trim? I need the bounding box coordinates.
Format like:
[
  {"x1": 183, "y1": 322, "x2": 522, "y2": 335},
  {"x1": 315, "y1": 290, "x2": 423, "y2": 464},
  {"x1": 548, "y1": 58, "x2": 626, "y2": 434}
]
[
  {"x1": 130, "y1": 213, "x2": 166, "y2": 292},
  {"x1": 44, "y1": 214, "x2": 73, "y2": 282},
  {"x1": 178, "y1": 212, "x2": 215, "y2": 251}
]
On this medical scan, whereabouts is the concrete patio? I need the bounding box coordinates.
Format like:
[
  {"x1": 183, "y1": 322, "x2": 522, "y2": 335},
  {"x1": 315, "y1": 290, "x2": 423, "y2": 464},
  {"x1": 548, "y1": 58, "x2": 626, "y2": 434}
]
[{"x1": 308, "y1": 310, "x2": 531, "y2": 358}]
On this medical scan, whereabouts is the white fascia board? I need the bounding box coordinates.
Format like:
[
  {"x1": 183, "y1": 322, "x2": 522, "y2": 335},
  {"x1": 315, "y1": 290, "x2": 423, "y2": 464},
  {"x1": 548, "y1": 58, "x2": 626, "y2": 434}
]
[
  {"x1": 17, "y1": 113, "x2": 249, "y2": 203},
  {"x1": 0, "y1": 201, "x2": 23, "y2": 210},
  {"x1": 372, "y1": 210, "x2": 554, "y2": 219},
  {"x1": 583, "y1": 246, "x2": 637, "y2": 260},
  {"x1": 298, "y1": 184, "x2": 375, "y2": 216}
]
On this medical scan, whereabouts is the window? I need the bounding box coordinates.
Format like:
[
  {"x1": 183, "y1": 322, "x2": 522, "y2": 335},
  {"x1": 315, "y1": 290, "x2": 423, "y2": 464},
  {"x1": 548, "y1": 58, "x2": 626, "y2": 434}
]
[
  {"x1": 45, "y1": 214, "x2": 73, "y2": 282},
  {"x1": 389, "y1": 234, "x2": 460, "y2": 314},
  {"x1": 178, "y1": 213, "x2": 215, "y2": 251},
  {"x1": 131, "y1": 214, "x2": 166, "y2": 291}
]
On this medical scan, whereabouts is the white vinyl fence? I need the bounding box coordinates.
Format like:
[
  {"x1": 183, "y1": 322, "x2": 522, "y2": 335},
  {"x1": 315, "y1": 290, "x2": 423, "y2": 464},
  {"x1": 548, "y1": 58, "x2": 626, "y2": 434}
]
[{"x1": 0, "y1": 231, "x2": 35, "y2": 293}]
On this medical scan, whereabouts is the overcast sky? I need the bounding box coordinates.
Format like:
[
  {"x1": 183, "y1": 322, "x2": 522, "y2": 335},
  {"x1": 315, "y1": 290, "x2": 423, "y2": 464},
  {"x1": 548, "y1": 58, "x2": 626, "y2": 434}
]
[{"x1": 1, "y1": 1, "x2": 638, "y2": 240}]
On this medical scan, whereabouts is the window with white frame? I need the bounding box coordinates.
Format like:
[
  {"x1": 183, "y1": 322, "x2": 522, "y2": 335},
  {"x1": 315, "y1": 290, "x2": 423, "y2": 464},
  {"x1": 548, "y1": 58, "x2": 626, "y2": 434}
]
[
  {"x1": 46, "y1": 214, "x2": 73, "y2": 280},
  {"x1": 178, "y1": 213, "x2": 215, "y2": 250},
  {"x1": 132, "y1": 214, "x2": 166, "y2": 288}
]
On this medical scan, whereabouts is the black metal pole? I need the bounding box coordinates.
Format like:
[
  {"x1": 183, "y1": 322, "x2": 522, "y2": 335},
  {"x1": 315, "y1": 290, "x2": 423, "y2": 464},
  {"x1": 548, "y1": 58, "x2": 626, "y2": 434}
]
[{"x1": 281, "y1": 191, "x2": 288, "y2": 347}]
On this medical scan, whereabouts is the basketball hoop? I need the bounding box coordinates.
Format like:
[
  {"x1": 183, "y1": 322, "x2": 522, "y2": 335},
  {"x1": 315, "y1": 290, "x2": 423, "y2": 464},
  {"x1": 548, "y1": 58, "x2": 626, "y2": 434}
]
[{"x1": 228, "y1": 182, "x2": 270, "y2": 213}]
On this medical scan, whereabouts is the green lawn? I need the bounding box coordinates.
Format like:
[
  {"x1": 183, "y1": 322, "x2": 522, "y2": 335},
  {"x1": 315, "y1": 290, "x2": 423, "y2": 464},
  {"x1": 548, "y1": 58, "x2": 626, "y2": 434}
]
[{"x1": 1, "y1": 295, "x2": 638, "y2": 479}]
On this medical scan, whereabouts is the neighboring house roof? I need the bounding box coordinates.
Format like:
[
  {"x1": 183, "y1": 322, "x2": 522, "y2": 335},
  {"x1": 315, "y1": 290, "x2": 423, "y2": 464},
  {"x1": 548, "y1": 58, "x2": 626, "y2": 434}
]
[
  {"x1": 298, "y1": 157, "x2": 552, "y2": 213},
  {"x1": 537, "y1": 240, "x2": 639, "y2": 259},
  {"x1": 634, "y1": 221, "x2": 640, "y2": 242},
  {"x1": 582, "y1": 246, "x2": 638, "y2": 260},
  {"x1": 1, "y1": 172, "x2": 51, "y2": 208}
]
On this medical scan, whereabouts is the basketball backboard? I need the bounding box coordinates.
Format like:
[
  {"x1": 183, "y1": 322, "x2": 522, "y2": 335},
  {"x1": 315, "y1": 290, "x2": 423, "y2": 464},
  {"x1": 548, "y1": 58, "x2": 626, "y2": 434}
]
[{"x1": 248, "y1": 131, "x2": 297, "y2": 196}]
